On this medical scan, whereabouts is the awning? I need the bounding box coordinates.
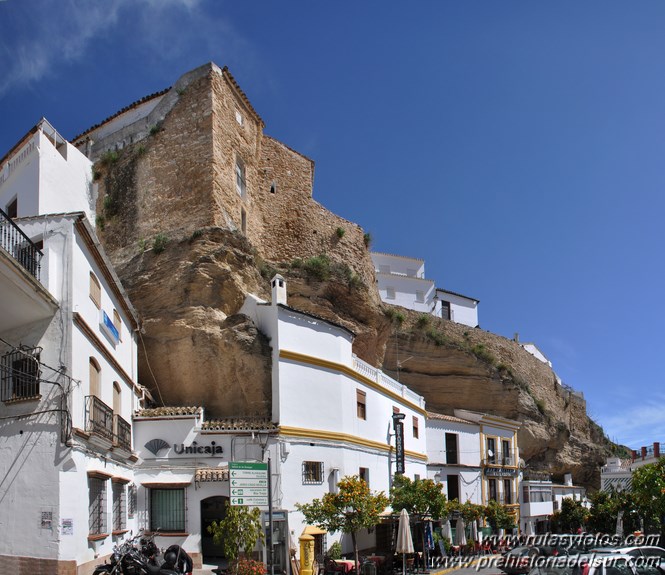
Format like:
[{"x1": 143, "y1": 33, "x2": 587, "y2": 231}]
[{"x1": 303, "y1": 525, "x2": 327, "y2": 536}]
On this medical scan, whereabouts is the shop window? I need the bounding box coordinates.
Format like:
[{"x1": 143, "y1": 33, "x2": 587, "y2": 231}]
[
  {"x1": 150, "y1": 488, "x2": 186, "y2": 532},
  {"x1": 302, "y1": 461, "x2": 324, "y2": 485},
  {"x1": 90, "y1": 272, "x2": 101, "y2": 309},
  {"x1": 89, "y1": 476, "x2": 108, "y2": 536},
  {"x1": 356, "y1": 389, "x2": 366, "y2": 420}
]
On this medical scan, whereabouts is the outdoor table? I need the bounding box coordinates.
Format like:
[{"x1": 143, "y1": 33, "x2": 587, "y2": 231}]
[{"x1": 336, "y1": 560, "x2": 359, "y2": 573}]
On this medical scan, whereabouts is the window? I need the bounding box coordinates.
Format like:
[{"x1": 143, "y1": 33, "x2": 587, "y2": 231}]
[
  {"x1": 441, "y1": 300, "x2": 451, "y2": 320},
  {"x1": 112, "y1": 481, "x2": 127, "y2": 532},
  {"x1": 503, "y1": 479, "x2": 512, "y2": 504},
  {"x1": 486, "y1": 437, "x2": 496, "y2": 464},
  {"x1": 447, "y1": 474, "x2": 460, "y2": 501},
  {"x1": 89, "y1": 476, "x2": 108, "y2": 536},
  {"x1": 386, "y1": 287, "x2": 396, "y2": 299},
  {"x1": 112, "y1": 310, "x2": 122, "y2": 340},
  {"x1": 270, "y1": 181, "x2": 277, "y2": 194},
  {"x1": 6, "y1": 197, "x2": 17, "y2": 219},
  {"x1": 89, "y1": 358, "x2": 101, "y2": 398},
  {"x1": 128, "y1": 484, "x2": 137, "y2": 519},
  {"x1": 302, "y1": 461, "x2": 324, "y2": 484},
  {"x1": 378, "y1": 265, "x2": 390, "y2": 274},
  {"x1": 502, "y1": 440, "x2": 512, "y2": 465},
  {"x1": 90, "y1": 272, "x2": 101, "y2": 308},
  {"x1": 412, "y1": 416, "x2": 419, "y2": 439},
  {"x1": 488, "y1": 478, "x2": 497, "y2": 502},
  {"x1": 1, "y1": 347, "x2": 41, "y2": 401},
  {"x1": 356, "y1": 389, "x2": 366, "y2": 420},
  {"x1": 415, "y1": 291, "x2": 424, "y2": 303},
  {"x1": 406, "y1": 268, "x2": 417, "y2": 277},
  {"x1": 241, "y1": 207, "x2": 247, "y2": 234},
  {"x1": 235, "y1": 158, "x2": 246, "y2": 197},
  {"x1": 359, "y1": 467, "x2": 369, "y2": 486},
  {"x1": 445, "y1": 433, "x2": 458, "y2": 465},
  {"x1": 150, "y1": 488, "x2": 185, "y2": 532},
  {"x1": 235, "y1": 110, "x2": 243, "y2": 125},
  {"x1": 522, "y1": 485, "x2": 530, "y2": 503}
]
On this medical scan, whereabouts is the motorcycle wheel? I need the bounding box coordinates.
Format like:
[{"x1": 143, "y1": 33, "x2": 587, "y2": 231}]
[{"x1": 93, "y1": 567, "x2": 113, "y2": 575}]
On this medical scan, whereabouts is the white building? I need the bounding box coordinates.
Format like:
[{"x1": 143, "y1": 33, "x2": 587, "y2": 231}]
[
  {"x1": 126, "y1": 276, "x2": 429, "y2": 569},
  {"x1": 600, "y1": 442, "x2": 662, "y2": 492},
  {"x1": 0, "y1": 120, "x2": 147, "y2": 574},
  {"x1": 371, "y1": 252, "x2": 479, "y2": 327},
  {"x1": 426, "y1": 412, "x2": 483, "y2": 505}
]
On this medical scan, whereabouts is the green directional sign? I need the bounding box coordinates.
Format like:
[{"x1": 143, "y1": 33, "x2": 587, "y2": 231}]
[{"x1": 229, "y1": 462, "x2": 269, "y2": 508}]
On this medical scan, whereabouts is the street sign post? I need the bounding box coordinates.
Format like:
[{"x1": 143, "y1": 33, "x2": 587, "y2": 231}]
[{"x1": 229, "y1": 462, "x2": 269, "y2": 508}]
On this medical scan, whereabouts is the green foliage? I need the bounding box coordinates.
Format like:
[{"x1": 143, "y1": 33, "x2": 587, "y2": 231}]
[
  {"x1": 290, "y1": 258, "x2": 303, "y2": 268},
  {"x1": 390, "y1": 475, "x2": 449, "y2": 520},
  {"x1": 95, "y1": 214, "x2": 105, "y2": 231},
  {"x1": 206, "y1": 502, "x2": 265, "y2": 562},
  {"x1": 586, "y1": 489, "x2": 641, "y2": 535},
  {"x1": 416, "y1": 315, "x2": 431, "y2": 329},
  {"x1": 190, "y1": 228, "x2": 204, "y2": 240},
  {"x1": 136, "y1": 144, "x2": 147, "y2": 156},
  {"x1": 363, "y1": 232, "x2": 372, "y2": 248},
  {"x1": 470, "y1": 343, "x2": 496, "y2": 365},
  {"x1": 92, "y1": 168, "x2": 102, "y2": 181},
  {"x1": 425, "y1": 328, "x2": 447, "y2": 346},
  {"x1": 296, "y1": 476, "x2": 389, "y2": 569},
  {"x1": 335, "y1": 227, "x2": 346, "y2": 239},
  {"x1": 328, "y1": 541, "x2": 342, "y2": 559},
  {"x1": 103, "y1": 194, "x2": 116, "y2": 215},
  {"x1": 483, "y1": 499, "x2": 515, "y2": 531},
  {"x1": 535, "y1": 399, "x2": 546, "y2": 415},
  {"x1": 99, "y1": 150, "x2": 119, "y2": 166},
  {"x1": 138, "y1": 238, "x2": 149, "y2": 252},
  {"x1": 176, "y1": 87, "x2": 187, "y2": 96},
  {"x1": 257, "y1": 258, "x2": 277, "y2": 281},
  {"x1": 550, "y1": 497, "x2": 588, "y2": 533},
  {"x1": 303, "y1": 254, "x2": 331, "y2": 281},
  {"x1": 152, "y1": 233, "x2": 169, "y2": 254},
  {"x1": 149, "y1": 122, "x2": 163, "y2": 136},
  {"x1": 384, "y1": 308, "x2": 405, "y2": 327},
  {"x1": 631, "y1": 456, "x2": 665, "y2": 535}
]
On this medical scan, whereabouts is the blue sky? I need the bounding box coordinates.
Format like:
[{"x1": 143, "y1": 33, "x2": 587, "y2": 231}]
[{"x1": 1, "y1": 0, "x2": 663, "y2": 449}]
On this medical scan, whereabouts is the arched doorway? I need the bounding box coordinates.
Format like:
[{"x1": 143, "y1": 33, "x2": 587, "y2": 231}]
[{"x1": 201, "y1": 496, "x2": 229, "y2": 562}]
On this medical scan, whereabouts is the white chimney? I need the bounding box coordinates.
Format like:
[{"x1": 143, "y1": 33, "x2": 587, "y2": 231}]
[
  {"x1": 271, "y1": 274, "x2": 287, "y2": 306},
  {"x1": 564, "y1": 473, "x2": 573, "y2": 486}
]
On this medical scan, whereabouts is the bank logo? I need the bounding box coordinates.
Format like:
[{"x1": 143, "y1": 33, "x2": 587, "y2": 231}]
[{"x1": 145, "y1": 438, "x2": 170, "y2": 456}]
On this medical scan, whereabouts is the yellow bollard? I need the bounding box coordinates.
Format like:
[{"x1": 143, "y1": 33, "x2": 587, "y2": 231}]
[{"x1": 299, "y1": 533, "x2": 315, "y2": 575}]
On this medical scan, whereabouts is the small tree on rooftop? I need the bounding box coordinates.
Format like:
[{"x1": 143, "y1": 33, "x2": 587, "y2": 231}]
[{"x1": 296, "y1": 476, "x2": 389, "y2": 569}]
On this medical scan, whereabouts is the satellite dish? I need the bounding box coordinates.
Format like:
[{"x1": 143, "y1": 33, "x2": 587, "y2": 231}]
[{"x1": 487, "y1": 449, "x2": 494, "y2": 457}]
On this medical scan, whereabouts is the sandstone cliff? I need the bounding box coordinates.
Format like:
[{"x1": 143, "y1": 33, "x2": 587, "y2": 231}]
[{"x1": 86, "y1": 63, "x2": 616, "y2": 489}]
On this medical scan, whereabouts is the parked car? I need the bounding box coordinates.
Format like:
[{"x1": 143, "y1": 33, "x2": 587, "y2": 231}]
[
  {"x1": 499, "y1": 546, "x2": 541, "y2": 575},
  {"x1": 589, "y1": 547, "x2": 665, "y2": 575},
  {"x1": 527, "y1": 554, "x2": 639, "y2": 575}
]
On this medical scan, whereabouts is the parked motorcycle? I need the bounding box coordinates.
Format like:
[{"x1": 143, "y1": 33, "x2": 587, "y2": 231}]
[{"x1": 93, "y1": 531, "x2": 193, "y2": 575}]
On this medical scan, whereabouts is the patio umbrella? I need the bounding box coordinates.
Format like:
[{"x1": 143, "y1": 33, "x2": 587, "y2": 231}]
[
  {"x1": 471, "y1": 520, "x2": 478, "y2": 543},
  {"x1": 442, "y1": 519, "x2": 452, "y2": 542},
  {"x1": 396, "y1": 509, "x2": 414, "y2": 575},
  {"x1": 455, "y1": 517, "x2": 467, "y2": 549},
  {"x1": 616, "y1": 510, "x2": 624, "y2": 538},
  {"x1": 525, "y1": 521, "x2": 534, "y2": 536}
]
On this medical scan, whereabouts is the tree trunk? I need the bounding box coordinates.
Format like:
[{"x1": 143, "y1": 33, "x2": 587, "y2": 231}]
[{"x1": 351, "y1": 531, "x2": 359, "y2": 575}]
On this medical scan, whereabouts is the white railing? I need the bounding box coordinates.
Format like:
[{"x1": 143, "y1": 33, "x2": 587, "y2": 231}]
[{"x1": 352, "y1": 355, "x2": 425, "y2": 408}]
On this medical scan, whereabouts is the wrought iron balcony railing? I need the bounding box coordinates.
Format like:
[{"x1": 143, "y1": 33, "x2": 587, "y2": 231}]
[
  {"x1": 114, "y1": 413, "x2": 131, "y2": 451},
  {"x1": 0, "y1": 208, "x2": 42, "y2": 280},
  {"x1": 85, "y1": 395, "x2": 114, "y2": 442}
]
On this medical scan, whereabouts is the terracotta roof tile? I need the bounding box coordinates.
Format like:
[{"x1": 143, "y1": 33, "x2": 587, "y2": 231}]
[{"x1": 135, "y1": 406, "x2": 201, "y2": 418}]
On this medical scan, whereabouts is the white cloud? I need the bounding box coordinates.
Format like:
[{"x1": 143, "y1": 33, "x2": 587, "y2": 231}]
[
  {"x1": 0, "y1": 0, "x2": 213, "y2": 97},
  {"x1": 598, "y1": 394, "x2": 665, "y2": 447}
]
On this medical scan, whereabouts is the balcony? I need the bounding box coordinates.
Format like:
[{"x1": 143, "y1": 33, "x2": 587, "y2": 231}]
[
  {"x1": 114, "y1": 414, "x2": 132, "y2": 451},
  {"x1": 0, "y1": 210, "x2": 57, "y2": 333},
  {"x1": 0, "y1": 208, "x2": 42, "y2": 280},
  {"x1": 483, "y1": 450, "x2": 519, "y2": 467},
  {"x1": 85, "y1": 395, "x2": 114, "y2": 444}
]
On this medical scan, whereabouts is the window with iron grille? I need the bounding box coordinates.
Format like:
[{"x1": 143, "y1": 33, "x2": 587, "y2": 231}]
[
  {"x1": 302, "y1": 461, "x2": 324, "y2": 485},
  {"x1": 1, "y1": 347, "x2": 41, "y2": 401},
  {"x1": 127, "y1": 483, "x2": 137, "y2": 519},
  {"x1": 112, "y1": 482, "x2": 126, "y2": 532},
  {"x1": 150, "y1": 488, "x2": 186, "y2": 532},
  {"x1": 89, "y1": 476, "x2": 108, "y2": 536}
]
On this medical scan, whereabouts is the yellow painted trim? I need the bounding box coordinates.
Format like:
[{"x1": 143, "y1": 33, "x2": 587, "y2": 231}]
[
  {"x1": 279, "y1": 350, "x2": 427, "y2": 416},
  {"x1": 278, "y1": 426, "x2": 428, "y2": 462}
]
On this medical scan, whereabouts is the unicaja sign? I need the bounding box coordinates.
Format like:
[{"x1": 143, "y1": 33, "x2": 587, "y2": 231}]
[{"x1": 144, "y1": 438, "x2": 224, "y2": 457}]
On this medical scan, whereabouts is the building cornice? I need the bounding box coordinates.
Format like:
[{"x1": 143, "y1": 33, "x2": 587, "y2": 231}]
[
  {"x1": 278, "y1": 425, "x2": 428, "y2": 462},
  {"x1": 279, "y1": 349, "x2": 426, "y2": 416}
]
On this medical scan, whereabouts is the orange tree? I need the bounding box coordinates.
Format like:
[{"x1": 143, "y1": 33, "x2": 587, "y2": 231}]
[
  {"x1": 631, "y1": 456, "x2": 665, "y2": 537},
  {"x1": 296, "y1": 476, "x2": 389, "y2": 569}
]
